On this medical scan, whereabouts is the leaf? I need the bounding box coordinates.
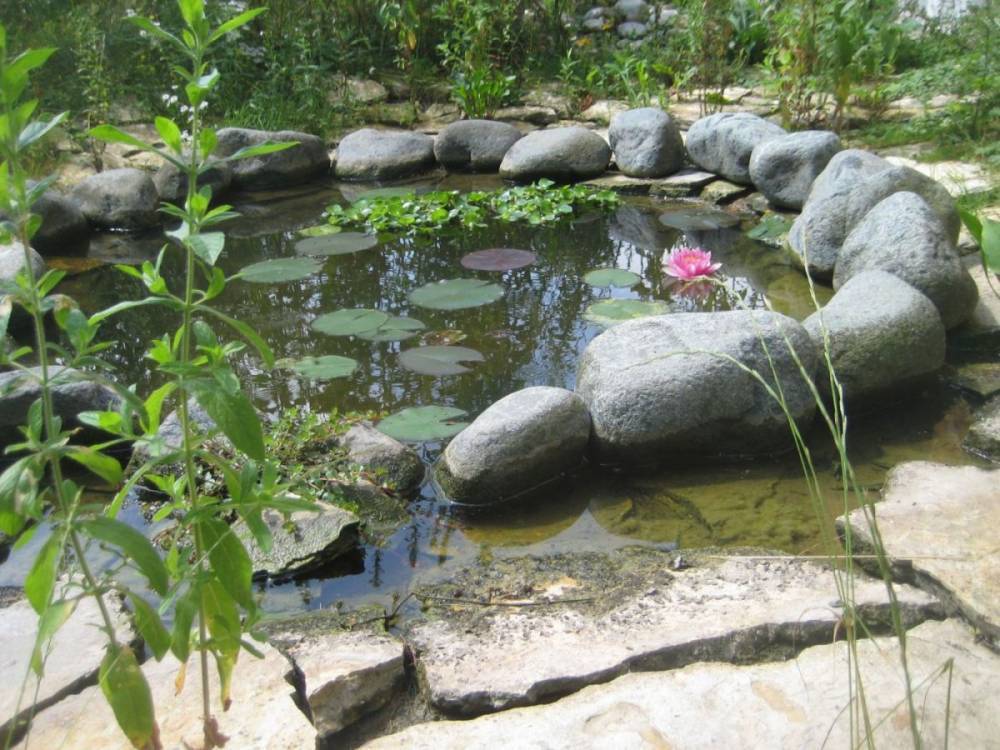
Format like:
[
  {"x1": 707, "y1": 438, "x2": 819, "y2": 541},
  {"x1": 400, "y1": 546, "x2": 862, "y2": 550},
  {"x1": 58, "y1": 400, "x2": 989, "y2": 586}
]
[
  {"x1": 959, "y1": 209, "x2": 983, "y2": 244},
  {"x1": 189, "y1": 232, "x2": 225, "y2": 266},
  {"x1": 460, "y1": 248, "x2": 537, "y2": 271},
  {"x1": 199, "y1": 518, "x2": 253, "y2": 609},
  {"x1": 222, "y1": 141, "x2": 297, "y2": 163},
  {"x1": 18, "y1": 112, "x2": 67, "y2": 149},
  {"x1": 311, "y1": 308, "x2": 389, "y2": 336},
  {"x1": 79, "y1": 517, "x2": 169, "y2": 595},
  {"x1": 408, "y1": 278, "x2": 504, "y2": 311},
  {"x1": 356, "y1": 315, "x2": 425, "y2": 342},
  {"x1": 280, "y1": 354, "x2": 358, "y2": 380},
  {"x1": 203, "y1": 307, "x2": 275, "y2": 367},
  {"x1": 583, "y1": 299, "x2": 670, "y2": 328},
  {"x1": 154, "y1": 116, "x2": 183, "y2": 154},
  {"x1": 31, "y1": 598, "x2": 76, "y2": 675},
  {"x1": 99, "y1": 644, "x2": 158, "y2": 750},
  {"x1": 399, "y1": 345, "x2": 484, "y2": 376},
  {"x1": 187, "y1": 379, "x2": 265, "y2": 461},
  {"x1": 747, "y1": 214, "x2": 791, "y2": 242},
  {"x1": 127, "y1": 593, "x2": 171, "y2": 660},
  {"x1": 201, "y1": 580, "x2": 241, "y2": 709},
  {"x1": 297, "y1": 223, "x2": 342, "y2": 238},
  {"x1": 25, "y1": 534, "x2": 61, "y2": 614},
  {"x1": 982, "y1": 218, "x2": 1000, "y2": 275},
  {"x1": 237, "y1": 256, "x2": 323, "y2": 283},
  {"x1": 658, "y1": 208, "x2": 739, "y2": 231},
  {"x1": 295, "y1": 232, "x2": 378, "y2": 256},
  {"x1": 583, "y1": 268, "x2": 642, "y2": 288},
  {"x1": 67, "y1": 447, "x2": 123, "y2": 485},
  {"x1": 171, "y1": 585, "x2": 199, "y2": 662},
  {"x1": 209, "y1": 7, "x2": 268, "y2": 42},
  {"x1": 377, "y1": 405, "x2": 469, "y2": 442}
]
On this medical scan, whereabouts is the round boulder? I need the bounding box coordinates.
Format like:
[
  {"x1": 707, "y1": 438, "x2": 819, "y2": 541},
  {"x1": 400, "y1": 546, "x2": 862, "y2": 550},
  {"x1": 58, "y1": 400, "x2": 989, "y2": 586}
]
[
  {"x1": 499, "y1": 127, "x2": 611, "y2": 182},
  {"x1": 70, "y1": 168, "x2": 160, "y2": 230},
  {"x1": 804, "y1": 271, "x2": 945, "y2": 402},
  {"x1": 0, "y1": 240, "x2": 45, "y2": 285},
  {"x1": 833, "y1": 191, "x2": 977, "y2": 330},
  {"x1": 614, "y1": 0, "x2": 649, "y2": 20},
  {"x1": 685, "y1": 112, "x2": 786, "y2": 185},
  {"x1": 341, "y1": 422, "x2": 424, "y2": 496},
  {"x1": 154, "y1": 158, "x2": 233, "y2": 204},
  {"x1": 609, "y1": 107, "x2": 684, "y2": 178},
  {"x1": 433, "y1": 120, "x2": 523, "y2": 173},
  {"x1": 575, "y1": 310, "x2": 818, "y2": 465},
  {"x1": 748, "y1": 130, "x2": 842, "y2": 210},
  {"x1": 216, "y1": 127, "x2": 330, "y2": 189},
  {"x1": 28, "y1": 185, "x2": 90, "y2": 254},
  {"x1": 335, "y1": 128, "x2": 436, "y2": 181},
  {"x1": 436, "y1": 386, "x2": 591, "y2": 505}
]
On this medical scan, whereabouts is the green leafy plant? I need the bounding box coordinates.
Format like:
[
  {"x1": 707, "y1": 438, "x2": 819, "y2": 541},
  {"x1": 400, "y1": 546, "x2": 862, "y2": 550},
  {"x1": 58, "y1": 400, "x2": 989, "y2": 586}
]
[
  {"x1": 451, "y1": 66, "x2": 517, "y2": 118},
  {"x1": 960, "y1": 210, "x2": 1000, "y2": 299}
]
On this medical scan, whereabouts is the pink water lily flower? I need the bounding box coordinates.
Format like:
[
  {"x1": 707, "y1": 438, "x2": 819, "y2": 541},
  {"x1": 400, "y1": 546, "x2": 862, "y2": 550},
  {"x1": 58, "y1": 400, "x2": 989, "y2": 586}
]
[{"x1": 663, "y1": 246, "x2": 722, "y2": 281}]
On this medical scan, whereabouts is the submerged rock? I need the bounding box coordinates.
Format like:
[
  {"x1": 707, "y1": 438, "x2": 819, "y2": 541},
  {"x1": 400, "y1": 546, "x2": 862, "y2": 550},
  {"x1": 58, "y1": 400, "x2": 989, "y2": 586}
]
[
  {"x1": 608, "y1": 107, "x2": 684, "y2": 178},
  {"x1": 334, "y1": 128, "x2": 436, "y2": 181},
  {"x1": 575, "y1": 311, "x2": 818, "y2": 464},
  {"x1": 964, "y1": 396, "x2": 1000, "y2": 462},
  {"x1": 685, "y1": 112, "x2": 786, "y2": 185},
  {"x1": 70, "y1": 168, "x2": 160, "y2": 230},
  {"x1": 341, "y1": 422, "x2": 424, "y2": 495},
  {"x1": 804, "y1": 271, "x2": 945, "y2": 401},
  {"x1": 216, "y1": 127, "x2": 330, "y2": 189},
  {"x1": 436, "y1": 386, "x2": 591, "y2": 505},
  {"x1": 433, "y1": 120, "x2": 523, "y2": 173},
  {"x1": 499, "y1": 127, "x2": 611, "y2": 182},
  {"x1": 748, "y1": 130, "x2": 842, "y2": 209}
]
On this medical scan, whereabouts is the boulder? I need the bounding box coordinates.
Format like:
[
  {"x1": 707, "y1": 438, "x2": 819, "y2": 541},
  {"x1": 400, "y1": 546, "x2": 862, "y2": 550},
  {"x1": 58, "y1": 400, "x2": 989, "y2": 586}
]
[
  {"x1": 492, "y1": 105, "x2": 559, "y2": 126},
  {"x1": 803, "y1": 271, "x2": 945, "y2": 401},
  {"x1": 153, "y1": 157, "x2": 233, "y2": 204},
  {"x1": 334, "y1": 128, "x2": 436, "y2": 181},
  {"x1": 614, "y1": 0, "x2": 649, "y2": 20},
  {"x1": 0, "y1": 240, "x2": 45, "y2": 285},
  {"x1": 69, "y1": 168, "x2": 160, "y2": 230},
  {"x1": 341, "y1": 422, "x2": 424, "y2": 495},
  {"x1": 616, "y1": 21, "x2": 648, "y2": 38},
  {"x1": 608, "y1": 107, "x2": 684, "y2": 177},
  {"x1": 964, "y1": 395, "x2": 1000, "y2": 462},
  {"x1": 437, "y1": 386, "x2": 590, "y2": 505},
  {"x1": 833, "y1": 191, "x2": 977, "y2": 329},
  {"x1": 575, "y1": 310, "x2": 817, "y2": 464},
  {"x1": 685, "y1": 112, "x2": 786, "y2": 185},
  {"x1": 26, "y1": 185, "x2": 90, "y2": 254},
  {"x1": 499, "y1": 127, "x2": 611, "y2": 182},
  {"x1": 433, "y1": 120, "x2": 523, "y2": 173},
  {"x1": 215, "y1": 127, "x2": 330, "y2": 189},
  {"x1": 748, "y1": 130, "x2": 842, "y2": 209}
]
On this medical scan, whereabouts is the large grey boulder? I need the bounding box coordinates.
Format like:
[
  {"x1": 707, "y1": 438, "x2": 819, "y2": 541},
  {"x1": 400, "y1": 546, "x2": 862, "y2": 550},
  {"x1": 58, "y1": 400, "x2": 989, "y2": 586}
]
[
  {"x1": 341, "y1": 422, "x2": 424, "y2": 495},
  {"x1": 153, "y1": 157, "x2": 233, "y2": 204},
  {"x1": 575, "y1": 311, "x2": 818, "y2": 464},
  {"x1": 833, "y1": 191, "x2": 977, "y2": 329},
  {"x1": 614, "y1": 0, "x2": 649, "y2": 20},
  {"x1": 27, "y1": 185, "x2": 90, "y2": 254},
  {"x1": 334, "y1": 128, "x2": 436, "y2": 180},
  {"x1": 965, "y1": 396, "x2": 1000, "y2": 462},
  {"x1": 608, "y1": 107, "x2": 684, "y2": 177},
  {"x1": 499, "y1": 127, "x2": 611, "y2": 182},
  {"x1": 70, "y1": 168, "x2": 160, "y2": 230},
  {"x1": 685, "y1": 112, "x2": 786, "y2": 185},
  {"x1": 433, "y1": 120, "x2": 523, "y2": 173},
  {"x1": 436, "y1": 386, "x2": 591, "y2": 505},
  {"x1": 616, "y1": 21, "x2": 648, "y2": 38},
  {"x1": 803, "y1": 271, "x2": 945, "y2": 401},
  {"x1": 215, "y1": 127, "x2": 329, "y2": 189},
  {"x1": 0, "y1": 240, "x2": 45, "y2": 285},
  {"x1": 748, "y1": 130, "x2": 842, "y2": 209}
]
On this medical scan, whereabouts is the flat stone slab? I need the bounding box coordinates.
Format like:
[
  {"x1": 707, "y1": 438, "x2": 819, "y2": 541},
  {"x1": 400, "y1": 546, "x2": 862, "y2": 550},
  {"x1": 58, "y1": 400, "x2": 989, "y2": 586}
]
[
  {"x1": 365, "y1": 619, "x2": 999, "y2": 749},
  {"x1": 405, "y1": 548, "x2": 939, "y2": 716},
  {"x1": 944, "y1": 362, "x2": 1000, "y2": 398},
  {"x1": 842, "y1": 461, "x2": 1000, "y2": 645},
  {"x1": 582, "y1": 168, "x2": 716, "y2": 196},
  {"x1": 16, "y1": 642, "x2": 315, "y2": 749},
  {"x1": 884, "y1": 156, "x2": 992, "y2": 196}
]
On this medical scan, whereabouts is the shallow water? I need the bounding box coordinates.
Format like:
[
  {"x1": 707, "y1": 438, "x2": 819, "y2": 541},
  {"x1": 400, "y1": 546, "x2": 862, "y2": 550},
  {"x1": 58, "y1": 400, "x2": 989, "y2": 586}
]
[{"x1": 2, "y1": 173, "x2": 988, "y2": 617}]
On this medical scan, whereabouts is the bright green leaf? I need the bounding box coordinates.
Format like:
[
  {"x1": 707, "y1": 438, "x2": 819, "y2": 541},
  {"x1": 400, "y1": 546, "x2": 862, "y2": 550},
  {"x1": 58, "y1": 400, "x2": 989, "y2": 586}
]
[
  {"x1": 377, "y1": 405, "x2": 469, "y2": 442},
  {"x1": 408, "y1": 278, "x2": 504, "y2": 310},
  {"x1": 79, "y1": 517, "x2": 169, "y2": 595},
  {"x1": 280, "y1": 354, "x2": 359, "y2": 380},
  {"x1": 583, "y1": 268, "x2": 641, "y2": 288},
  {"x1": 99, "y1": 644, "x2": 157, "y2": 750},
  {"x1": 187, "y1": 379, "x2": 265, "y2": 461}
]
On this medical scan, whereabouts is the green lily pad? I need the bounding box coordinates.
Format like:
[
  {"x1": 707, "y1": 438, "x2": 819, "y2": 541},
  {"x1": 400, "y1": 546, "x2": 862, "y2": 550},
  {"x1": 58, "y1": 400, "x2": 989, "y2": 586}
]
[
  {"x1": 377, "y1": 405, "x2": 469, "y2": 442},
  {"x1": 357, "y1": 316, "x2": 426, "y2": 342},
  {"x1": 583, "y1": 299, "x2": 670, "y2": 328},
  {"x1": 295, "y1": 232, "x2": 378, "y2": 256},
  {"x1": 460, "y1": 248, "x2": 537, "y2": 271},
  {"x1": 583, "y1": 268, "x2": 642, "y2": 288},
  {"x1": 311, "y1": 308, "x2": 390, "y2": 336},
  {"x1": 280, "y1": 355, "x2": 359, "y2": 379},
  {"x1": 399, "y1": 345, "x2": 484, "y2": 376},
  {"x1": 239, "y1": 257, "x2": 324, "y2": 283},
  {"x1": 298, "y1": 224, "x2": 342, "y2": 238},
  {"x1": 658, "y1": 209, "x2": 739, "y2": 231},
  {"x1": 408, "y1": 278, "x2": 504, "y2": 311}
]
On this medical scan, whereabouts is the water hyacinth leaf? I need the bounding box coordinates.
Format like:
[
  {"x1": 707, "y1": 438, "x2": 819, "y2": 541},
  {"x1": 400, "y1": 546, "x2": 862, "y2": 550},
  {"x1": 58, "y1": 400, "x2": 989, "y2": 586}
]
[
  {"x1": 282, "y1": 354, "x2": 359, "y2": 379},
  {"x1": 311, "y1": 308, "x2": 389, "y2": 337},
  {"x1": 408, "y1": 278, "x2": 503, "y2": 310},
  {"x1": 377, "y1": 405, "x2": 469, "y2": 442},
  {"x1": 460, "y1": 248, "x2": 537, "y2": 271},
  {"x1": 356, "y1": 316, "x2": 425, "y2": 342},
  {"x1": 583, "y1": 298, "x2": 670, "y2": 328},
  {"x1": 238, "y1": 256, "x2": 323, "y2": 283},
  {"x1": 583, "y1": 268, "x2": 641, "y2": 288},
  {"x1": 99, "y1": 644, "x2": 157, "y2": 750},
  {"x1": 297, "y1": 223, "x2": 342, "y2": 238},
  {"x1": 295, "y1": 232, "x2": 378, "y2": 256},
  {"x1": 658, "y1": 209, "x2": 739, "y2": 231},
  {"x1": 399, "y1": 345, "x2": 484, "y2": 376}
]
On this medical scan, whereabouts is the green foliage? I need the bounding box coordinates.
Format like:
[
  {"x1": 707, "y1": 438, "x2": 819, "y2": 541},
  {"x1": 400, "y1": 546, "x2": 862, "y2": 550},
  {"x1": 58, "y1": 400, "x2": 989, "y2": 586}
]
[
  {"x1": 398, "y1": 345, "x2": 484, "y2": 375},
  {"x1": 408, "y1": 278, "x2": 504, "y2": 311},
  {"x1": 451, "y1": 67, "x2": 517, "y2": 118},
  {"x1": 960, "y1": 210, "x2": 1000, "y2": 290}
]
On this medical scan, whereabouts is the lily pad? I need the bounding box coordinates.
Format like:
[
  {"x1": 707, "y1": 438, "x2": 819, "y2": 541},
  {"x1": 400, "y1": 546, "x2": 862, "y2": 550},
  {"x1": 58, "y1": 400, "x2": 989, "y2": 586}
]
[
  {"x1": 298, "y1": 223, "x2": 342, "y2": 238},
  {"x1": 311, "y1": 308, "x2": 389, "y2": 337},
  {"x1": 583, "y1": 298, "x2": 670, "y2": 328},
  {"x1": 239, "y1": 257, "x2": 324, "y2": 283},
  {"x1": 357, "y1": 316, "x2": 426, "y2": 342},
  {"x1": 658, "y1": 209, "x2": 739, "y2": 231},
  {"x1": 377, "y1": 405, "x2": 469, "y2": 442},
  {"x1": 295, "y1": 232, "x2": 378, "y2": 256},
  {"x1": 280, "y1": 355, "x2": 359, "y2": 380},
  {"x1": 460, "y1": 248, "x2": 537, "y2": 271},
  {"x1": 408, "y1": 278, "x2": 504, "y2": 311},
  {"x1": 399, "y1": 345, "x2": 484, "y2": 376},
  {"x1": 583, "y1": 268, "x2": 641, "y2": 288}
]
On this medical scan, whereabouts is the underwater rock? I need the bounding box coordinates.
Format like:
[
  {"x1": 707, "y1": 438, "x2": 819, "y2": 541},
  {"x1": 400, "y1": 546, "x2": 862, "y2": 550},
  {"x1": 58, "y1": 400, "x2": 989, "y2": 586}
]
[
  {"x1": 608, "y1": 107, "x2": 684, "y2": 178},
  {"x1": 748, "y1": 130, "x2": 842, "y2": 209},
  {"x1": 804, "y1": 271, "x2": 945, "y2": 401},
  {"x1": 684, "y1": 112, "x2": 786, "y2": 185},
  {"x1": 334, "y1": 128, "x2": 436, "y2": 181},
  {"x1": 341, "y1": 422, "x2": 425, "y2": 495},
  {"x1": 499, "y1": 127, "x2": 611, "y2": 182},
  {"x1": 576, "y1": 310, "x2": 817, "y2": 464},
  {"x1": 436, "y1": 386, "x2": 591, "y2": 505},
  {"x1": 216, "y1": 127, "x2": 330, "y2": 189},
  {"x1": 965, "y1": 395, "x2": 1000, "y2": 462},
  {"x1": 433, "y1": 120, "x2": 523, "y2": 173},
  {"x1": 153, "y1": 156, "x2": 233, "y2": 203},
  {"x1": 833, "y1": 191, "x2": 977, "y2": 329},
  {"x1": 70, "y1": 167, "x2": 160, "y2": 230}
]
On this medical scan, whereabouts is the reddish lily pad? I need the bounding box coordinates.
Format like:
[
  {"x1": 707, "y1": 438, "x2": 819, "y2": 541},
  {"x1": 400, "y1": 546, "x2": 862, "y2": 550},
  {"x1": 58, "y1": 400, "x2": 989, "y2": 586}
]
[{"x1": 460, "y1": 248, "x2": 537, "y2": 272}]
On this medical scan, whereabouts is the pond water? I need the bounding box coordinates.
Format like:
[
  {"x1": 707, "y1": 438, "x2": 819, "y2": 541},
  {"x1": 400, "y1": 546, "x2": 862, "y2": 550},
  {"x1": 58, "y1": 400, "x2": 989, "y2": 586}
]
[{"x1": 1, "y1": 174, "x2": 987, "y2": 617}]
